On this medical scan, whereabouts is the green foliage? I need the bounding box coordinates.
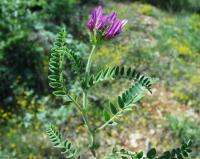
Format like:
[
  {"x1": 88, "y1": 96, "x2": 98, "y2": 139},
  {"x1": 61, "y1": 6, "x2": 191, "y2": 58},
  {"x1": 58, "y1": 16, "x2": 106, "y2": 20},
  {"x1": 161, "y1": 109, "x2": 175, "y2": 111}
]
[
  {"x1": 105, "y1": 147, "x2": 143, "y2": 159},
  {"x1": 141, "y1": 0, "x2": 200, "y2": 12},
  {"x1": 0, "y1": 0, "x2": 48, "y2": 109},
  {"x1": 118, "y1": 82, "x2": 149, "y2": 106},
  {"x1": 45, "y1": 13, "x2": 195, "y2": 157},
  {"x1": 147, "y1": 148, "x2": 156, "y2": 159},
  {"x1": 65, "y1": 49, "x2": 83, "y2": 74},
  {"x1": 48, "y1": 29, "x2": 70, "y2": 99},
  {"x1": 0, "y1": 0, "x2": 90, "y2": 114},
  {"x1": 158, "y1": 140, "x2": 193, "y2": 159},
  {"x1": 105, "y1": 140, "x2": 193, "y2": 159},
  {"x1": 45, "y1": 0, "x2": 79, "y2": 23},
  {"x1": 87, "y1": 67, "x2": 158, "y2": 126},
  {"x1": 48, "y1": 28, "x2": 83, "y2": 101},
  {"x1": 80, "y1": 55, "x2": 159, "y2": 130},
  {"x1": 82, "y1": 66, "x2": 157, "y2": 91},
  {"x1": 47, "y1": 124, "x2": 79, "y2": 158},
  {"x1": 102, "y1": 82, "x2": 153, "y2": 126},
  {"x1": 47, "y1": 27, "x2": 159, "y2": 157}
]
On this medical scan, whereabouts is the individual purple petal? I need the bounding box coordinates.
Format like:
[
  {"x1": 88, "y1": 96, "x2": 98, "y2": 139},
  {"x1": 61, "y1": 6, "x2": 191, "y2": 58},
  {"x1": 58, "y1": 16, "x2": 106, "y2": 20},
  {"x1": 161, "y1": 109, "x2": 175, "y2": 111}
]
[
  {"x1": 95, "y1": 6, "x2": 103, "y2": 18},
  {"x1": 87, "y1": 6, "x2": 103, "y2": 30},
  {"x1": 113, "y1": 21, "x2": 123, "y2": 34},
  {"x1": 121, "y1": 19, "x2": 128, "y2": 27},
  {"x1": 104, "y1": 19, "x2": 121, "y2": 38},
  {"x1": 107, "y1": 12, "x2": 117, "y2": 22},
  {"x1": 113, "y1": 19, "x2": 128, "y2": 35},
  {"x1": 104, "y1": 19, "x2": 128, "y2": 39},
  {"x1": 96, "y1": 15, "x2": 108, "y2": 29},
  {"x1": 87, "y1": 13, "x2": 96, "y2": 30}
]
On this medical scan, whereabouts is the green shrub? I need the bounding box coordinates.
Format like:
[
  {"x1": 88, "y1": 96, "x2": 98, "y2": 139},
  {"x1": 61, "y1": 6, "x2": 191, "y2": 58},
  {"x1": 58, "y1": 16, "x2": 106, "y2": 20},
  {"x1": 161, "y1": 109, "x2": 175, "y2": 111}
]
[
  {"x1": 0, "y1": 0, "x2": 89, "y2": 116},
  {"x1": 141, "y1": 0, "x2": 200, "y2": 12}
]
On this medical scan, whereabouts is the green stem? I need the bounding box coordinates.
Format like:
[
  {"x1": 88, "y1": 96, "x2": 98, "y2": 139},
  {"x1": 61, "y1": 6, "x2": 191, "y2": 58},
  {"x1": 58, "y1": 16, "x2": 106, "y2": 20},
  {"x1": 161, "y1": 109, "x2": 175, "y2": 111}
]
[
  {"x1": 86, "y1": 45, "x2": 96, "y2": 74},
  {"x1": 82, "y1": 98, "x2": 96, "y2": 157},
  {"x1": 67, "y1": 95, "x2": 82, "y2": 112},
  {"x1": 60, "y1": 44, "x2": 97, "y2": 157},
  {"x1": 96, "y1": 104, "x2": 136, "y2": 132},
  {"x1": 96, "y1": 109, "x2": 123, "y2": 132},
  {"x1": 82, "y1": 44, "x2": 97, "y2": 157},
  {"x1": 83, "y1": 91, "x2": 87, "y2": 110}
]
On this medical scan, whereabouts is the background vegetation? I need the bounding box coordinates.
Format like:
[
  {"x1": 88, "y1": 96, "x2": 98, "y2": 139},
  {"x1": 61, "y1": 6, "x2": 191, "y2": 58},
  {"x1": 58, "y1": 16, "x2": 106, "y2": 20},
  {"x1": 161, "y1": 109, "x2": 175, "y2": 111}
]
[{"x1": 0, "y1": 0, "x2": 199, "y2": 158}]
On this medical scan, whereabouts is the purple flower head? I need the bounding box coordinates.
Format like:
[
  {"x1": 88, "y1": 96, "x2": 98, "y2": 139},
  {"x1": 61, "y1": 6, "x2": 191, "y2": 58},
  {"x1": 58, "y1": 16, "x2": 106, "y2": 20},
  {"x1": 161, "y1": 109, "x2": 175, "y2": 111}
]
[{"x1": 87, "y1": 6, "x2": 128, "y2": 40}]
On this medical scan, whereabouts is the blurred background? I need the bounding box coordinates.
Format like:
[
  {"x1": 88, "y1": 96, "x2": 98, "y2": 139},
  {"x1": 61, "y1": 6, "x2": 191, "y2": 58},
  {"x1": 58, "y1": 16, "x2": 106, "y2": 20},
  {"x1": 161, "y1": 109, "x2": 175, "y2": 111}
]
[{"x1": 0, "y1": 0, "x2": 199, "y2": 158}]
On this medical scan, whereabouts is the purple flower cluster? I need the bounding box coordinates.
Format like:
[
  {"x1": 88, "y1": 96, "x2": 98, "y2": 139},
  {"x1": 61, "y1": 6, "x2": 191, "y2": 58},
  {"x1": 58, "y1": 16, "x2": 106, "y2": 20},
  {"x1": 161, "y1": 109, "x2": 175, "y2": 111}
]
[{"x1": 87, "y1": 6, "x2": 128, "y2": 39}]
